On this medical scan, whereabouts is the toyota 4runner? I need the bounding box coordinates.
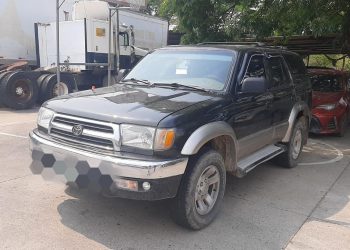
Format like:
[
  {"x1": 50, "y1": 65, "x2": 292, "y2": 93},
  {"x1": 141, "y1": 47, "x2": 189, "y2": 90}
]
[{"x1": 30, "y1": 43, "x2": 311, "y2": 230}]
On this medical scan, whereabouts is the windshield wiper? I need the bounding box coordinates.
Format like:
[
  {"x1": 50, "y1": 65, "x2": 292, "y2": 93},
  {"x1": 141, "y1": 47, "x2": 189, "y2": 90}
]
[
  {"x1": 152, "y1": 82, "x2": 207, "y2": 92},
  {"x1": 121, "y1": 78, "x2": 152, "y2": 86}
]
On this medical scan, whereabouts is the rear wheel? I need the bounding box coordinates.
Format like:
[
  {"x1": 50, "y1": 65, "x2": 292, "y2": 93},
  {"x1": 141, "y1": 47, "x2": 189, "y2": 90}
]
[
  {"x1": 275, "y1": 117, "x2": 307, "y2": 168},
  {"x1": 171, "y1": 149, "x2": 226, "y2": 230},
  {"x1": 0, "y1": 71, "x2": 38, "y2": 109},
  {"x1": 36, "y1": 74, "x2": 51, "y2": 103},
  {"x1": 40, "y1": 74, "x2": 74, "y2": 102}
]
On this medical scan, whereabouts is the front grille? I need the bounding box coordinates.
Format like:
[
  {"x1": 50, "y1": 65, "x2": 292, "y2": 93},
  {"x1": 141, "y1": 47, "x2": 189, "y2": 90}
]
[
  {"x1": 53, "y1": 116, "x2": 113, "y2": 133},
  {"x1": 327, "y1": 118, "x2": 337, "y2": 130},
  {"x1": 49, "y1": 115, "x2": 118, "y2": 151}
]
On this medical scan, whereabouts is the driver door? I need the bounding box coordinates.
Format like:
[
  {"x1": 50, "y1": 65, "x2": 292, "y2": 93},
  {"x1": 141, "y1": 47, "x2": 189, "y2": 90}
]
[{"x1": 233, "y1": 54, "x2": 274, "y2": 159}]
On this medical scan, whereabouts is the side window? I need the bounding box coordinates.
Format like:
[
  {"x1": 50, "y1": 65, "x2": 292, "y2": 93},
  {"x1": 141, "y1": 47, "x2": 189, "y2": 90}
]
[
  {"x1": 244, "y1": 55, "x2": 266, "y2": 79},
  {"x1": 283, "y1": 54, "x2": 307, "y2": 75},
  {"x1": 267, "y1": 56, "x2": 291, "y2": 88},
  {"x1": 119, "y1": 32, "x2": 129, "y2": 46}
]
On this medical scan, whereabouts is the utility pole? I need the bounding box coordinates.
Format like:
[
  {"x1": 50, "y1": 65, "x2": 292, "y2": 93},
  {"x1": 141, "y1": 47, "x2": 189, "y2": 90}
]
[
  {"x1": 56, "y1": 0, "x2": 61, "y2": 91},
  {"x1": 108, "y1": 8, "x2": 112, "y2": 87}
]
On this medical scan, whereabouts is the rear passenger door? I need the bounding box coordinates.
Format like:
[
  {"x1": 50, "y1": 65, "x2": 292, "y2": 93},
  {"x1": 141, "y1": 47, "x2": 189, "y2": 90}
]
[
  {"x1": 266, "y1": 54, "x2": 294, "y2": 141},
  {"x1": 283, "y1": 53, "x2": 312, "y2": 107}
]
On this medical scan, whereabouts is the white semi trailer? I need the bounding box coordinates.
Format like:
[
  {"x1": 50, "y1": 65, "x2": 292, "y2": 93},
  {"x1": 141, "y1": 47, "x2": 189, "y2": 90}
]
[
  {"x1": 0, "y1": 0, "x2": 75, "y2": 65},
  {"x1": 0, "y1": 0, "x2": 168, "y2": 109}
]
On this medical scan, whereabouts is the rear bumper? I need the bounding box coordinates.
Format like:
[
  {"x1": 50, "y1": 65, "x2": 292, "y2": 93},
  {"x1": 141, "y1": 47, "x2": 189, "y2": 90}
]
[{"x1": 29, "y1": 130, "x2": 188, "y2": 200}]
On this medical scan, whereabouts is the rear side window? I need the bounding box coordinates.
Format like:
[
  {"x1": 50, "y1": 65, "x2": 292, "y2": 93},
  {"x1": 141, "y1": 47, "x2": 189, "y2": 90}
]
[
  {"x1": 283, "y1": 54, "x2": 307, "y2": 75},
  {"x1": 267, "y1": 56, "x2": 291, "y2": 88}
]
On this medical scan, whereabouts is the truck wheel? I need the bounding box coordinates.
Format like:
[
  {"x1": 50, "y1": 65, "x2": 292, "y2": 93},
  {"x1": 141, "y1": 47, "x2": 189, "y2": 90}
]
[
  {"x1": 275, "y1": 117, "x2": 307, "y2": 168},
  {"x1": 36, "y1": 74, "x2": 51, "y2": 103},
  {"x1": 0, "y1": 72, "x2": 13, "y2": 106},
  {"x1": 171, "y1": 149, "x2": 226, "y2": 230},
  {"x1": 40, "y1": 74, "x2": 74, "y2": 102},
  {"x1": 0, "y1": 71, "x2": 38, "y2": 110},
  {"x1": 37, "y1": 73, "x2": 50, "y2": 88},
  {"x1": 0, "y1": 71, "x2": 12, "y2": 83}
]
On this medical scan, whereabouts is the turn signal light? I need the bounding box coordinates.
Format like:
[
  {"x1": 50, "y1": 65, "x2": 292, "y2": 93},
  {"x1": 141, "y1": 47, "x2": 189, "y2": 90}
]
[
  {"x1": 115, "y1": 178, "x2": 138, "y2": 191},
  {"x1": 154, "y1": 129, "x2": 175, "y2": 150}
]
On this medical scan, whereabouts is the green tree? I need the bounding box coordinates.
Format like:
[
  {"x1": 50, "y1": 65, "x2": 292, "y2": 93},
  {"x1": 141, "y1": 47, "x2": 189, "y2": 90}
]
[
  {"x1": 150, "y1": 0, "x2": 350, "y2": 46},
  {"x1": 308, "y1": 55, "x2": 350, "y2": 70}
]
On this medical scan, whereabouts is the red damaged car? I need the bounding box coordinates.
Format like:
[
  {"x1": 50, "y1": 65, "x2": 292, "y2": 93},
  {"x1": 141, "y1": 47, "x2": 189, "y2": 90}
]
[{"x1": 308, "y1": 67, "x2": 350, "y2": 136}]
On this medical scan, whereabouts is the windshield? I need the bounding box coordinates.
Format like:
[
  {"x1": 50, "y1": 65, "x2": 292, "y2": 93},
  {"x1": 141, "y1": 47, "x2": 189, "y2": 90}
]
[
  {"x1": 311, "y1": 75, "x2": 344, "y2": 92},
  {"x1": 124, "y1": 49, "x2": 236, "y2": 91}
]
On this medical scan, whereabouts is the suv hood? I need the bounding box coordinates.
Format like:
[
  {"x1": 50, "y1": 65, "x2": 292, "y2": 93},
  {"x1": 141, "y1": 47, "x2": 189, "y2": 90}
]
[
  {"x1": 44, "y1": 84, "x2": 214, "y2": 127},
  {"x1": 312, "y1": 91, "x2": 345, "y2": 107}
]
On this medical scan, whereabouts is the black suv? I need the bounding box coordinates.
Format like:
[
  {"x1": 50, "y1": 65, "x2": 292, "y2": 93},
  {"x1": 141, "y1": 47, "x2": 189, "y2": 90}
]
[{"x1": 30, "y1": 43, "x2": 311, "y2": 230}]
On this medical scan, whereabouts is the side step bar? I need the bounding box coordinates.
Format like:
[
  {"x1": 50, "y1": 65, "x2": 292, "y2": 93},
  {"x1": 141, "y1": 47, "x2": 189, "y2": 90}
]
[{"x1": 236, "y1": 144, "x2": 286, "y2": 177}]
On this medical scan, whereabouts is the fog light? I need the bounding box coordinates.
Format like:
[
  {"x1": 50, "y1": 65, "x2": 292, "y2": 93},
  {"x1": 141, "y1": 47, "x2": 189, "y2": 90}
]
[
  {"x1": 142, "y1": 182, "x2": 151, "y2": 191},
  {"x1": 115, "y1": 179, "x2": 138, "y2": 191}
]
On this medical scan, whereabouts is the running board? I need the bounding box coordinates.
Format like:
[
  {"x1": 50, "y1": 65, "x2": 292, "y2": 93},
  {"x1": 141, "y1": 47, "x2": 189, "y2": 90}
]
[{"x1": 236, "y1": 144, "x2": 286, "y2": 177}]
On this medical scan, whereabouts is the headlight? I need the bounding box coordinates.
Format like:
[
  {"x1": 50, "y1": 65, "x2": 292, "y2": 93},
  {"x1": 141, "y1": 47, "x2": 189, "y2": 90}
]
[
  {"x1": 120, "y1": 125, "x2": 176, "y2": 151},
  {"x1": 37, "y1": 107, "x2": 55, "y2": 129},
  {"x1": 121, "y1": 124, "x2": 155, "y2": 150},
  {"x1": 316, "y1": 104, "x2": 336, "y2": 111}
]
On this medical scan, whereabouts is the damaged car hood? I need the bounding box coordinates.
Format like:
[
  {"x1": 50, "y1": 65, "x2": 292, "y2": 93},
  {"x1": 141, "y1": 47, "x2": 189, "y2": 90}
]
[{"x1": 44, "y1": 84, "x2": 214, "y2": 127}]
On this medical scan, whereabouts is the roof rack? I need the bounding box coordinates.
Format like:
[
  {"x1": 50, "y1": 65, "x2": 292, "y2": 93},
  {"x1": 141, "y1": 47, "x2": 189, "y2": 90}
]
[
  {"x1": 306, "y1": 66, "x2": 334, "y2": 69},
  {"x1": 197, "y1": 42, "x2": 288, "y2": 50},
  {"x1": 198, "y1": 42, "x2": 266, "y2": 46}
]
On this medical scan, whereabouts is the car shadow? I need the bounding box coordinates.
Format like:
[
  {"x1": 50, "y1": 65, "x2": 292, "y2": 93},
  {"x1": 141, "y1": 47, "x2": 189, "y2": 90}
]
[
  {"x1": 0, "y1": 106, "x2": 39, "y2": 114},
  {"x1": 57, "y1": 150, "x2": 350, "y2": 249}
]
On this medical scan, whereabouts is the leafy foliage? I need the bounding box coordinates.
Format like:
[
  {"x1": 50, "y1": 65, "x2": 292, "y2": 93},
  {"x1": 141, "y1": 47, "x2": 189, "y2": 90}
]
[
  {"x1": 308, "y1": 55, "x2": 350, "y2": 71},
  {"x1": 149, "y1": 0, "x2": 350, "y2": 46}
]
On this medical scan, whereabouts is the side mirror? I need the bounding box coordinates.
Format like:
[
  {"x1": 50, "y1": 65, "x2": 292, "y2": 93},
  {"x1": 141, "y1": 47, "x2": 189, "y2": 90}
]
[{"x1": 241, "y1": 77, "x2": 267, "y2": 94}]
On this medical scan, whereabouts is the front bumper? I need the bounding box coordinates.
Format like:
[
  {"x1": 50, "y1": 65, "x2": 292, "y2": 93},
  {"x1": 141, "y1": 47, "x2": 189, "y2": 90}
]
[
  {"x1": 310, "y1": 114, "x2": 342, "y2": 134},
  {"x1": 29, "y1": 130, "x2": 188, "y2": 200}
]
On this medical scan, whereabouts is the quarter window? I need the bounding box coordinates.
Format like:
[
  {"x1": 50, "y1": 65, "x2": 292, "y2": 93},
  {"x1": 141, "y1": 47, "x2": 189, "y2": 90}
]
[
  {"x1": 283, "y1": 54, "x2": 307, "y2": 75},
  {"x1": 268, "y1": 56, "x2": 291, "y2": 88}
]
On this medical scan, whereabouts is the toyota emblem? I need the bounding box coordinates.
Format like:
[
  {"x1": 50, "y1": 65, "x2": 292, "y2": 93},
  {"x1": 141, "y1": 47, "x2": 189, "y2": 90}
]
[{"x1": 72, "y1": 124, "x2": 84, "y2": 136}]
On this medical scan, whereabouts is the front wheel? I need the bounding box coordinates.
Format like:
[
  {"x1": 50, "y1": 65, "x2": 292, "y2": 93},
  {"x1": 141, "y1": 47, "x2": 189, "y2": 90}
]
[
  {"x1": 275, "y1": 117, "x2": 307, "y2": 168},
  {"x1": 171, "y1": 149, "x2": 226, "y2": 230}
]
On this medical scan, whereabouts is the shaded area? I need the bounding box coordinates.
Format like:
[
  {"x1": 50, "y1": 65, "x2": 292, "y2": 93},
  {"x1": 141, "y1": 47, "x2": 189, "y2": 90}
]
[{"x1": 245, "y1": 34, "x2": 350, "y2": 56}]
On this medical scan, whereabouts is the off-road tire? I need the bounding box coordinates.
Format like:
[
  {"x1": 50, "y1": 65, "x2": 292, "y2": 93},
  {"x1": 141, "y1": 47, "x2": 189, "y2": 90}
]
[
  {"x1": 275, "y1": 117, "x2": 307, "y2": 168},
  {"x1": 171, "y1": 149, "x2": 226, "y2": 230}
]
